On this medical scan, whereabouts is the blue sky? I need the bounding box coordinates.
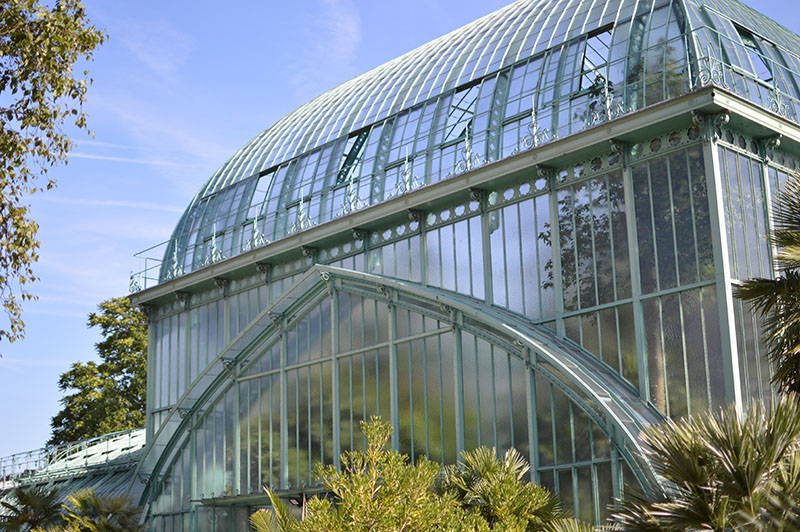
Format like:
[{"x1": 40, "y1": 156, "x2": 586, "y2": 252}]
[{"x1": 0, "y1": 0, "x2": 798, "y2": 458}]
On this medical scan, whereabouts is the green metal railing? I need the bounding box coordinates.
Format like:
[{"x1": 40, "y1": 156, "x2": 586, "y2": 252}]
[
  {"x1": 0, "y1": 448, "x2": 52, "y2": 490},
  {"x1": 0, "y1": 429, "x2": 144, "y2": 487}
]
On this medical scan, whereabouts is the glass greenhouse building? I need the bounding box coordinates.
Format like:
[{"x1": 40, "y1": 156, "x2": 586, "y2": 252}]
[{"x1": 122, "y1": 0, "x2": 800, "y2": 528}]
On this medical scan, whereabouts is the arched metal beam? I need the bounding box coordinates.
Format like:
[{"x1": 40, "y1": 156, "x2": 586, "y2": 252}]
[{"x1": 132, "y1": 265, "x2": 665, "y2": 506}]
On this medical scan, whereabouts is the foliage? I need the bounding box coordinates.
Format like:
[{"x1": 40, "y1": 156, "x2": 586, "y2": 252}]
[
  {"x1": 0, "y1": 485, "x2": 61, "y2": 531},
  {"x1": 249, "y1": 488, "x2": 296, "y2": 532},
  {"x1": 0, "y1": 0, "x2": 105, "y2": 344},
  {"x1": 436, "y1": 446, "x2": 567, "y2": 531},
  {"x1": 49, "y1": 297, "x2": 147, "y2": 445},
  {"x1": 302, "y1": 418, "x2": 485, "y2": 532},
  {"x1": 250, "y1": 418, "x2": 592, "y2": 532},
  {"x1": 44, "y1": 489, "x2": 144, "y2": 532},
  {"x1": 734, "y1": 175, "x2": 800, "y2": 394},
  {"x1": 612, "y1": 396, "x2": 800, "y2": 531}
]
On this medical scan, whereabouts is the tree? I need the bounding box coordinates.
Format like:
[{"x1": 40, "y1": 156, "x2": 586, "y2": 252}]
[
  {"x1": 0, "y1": 485, "x2": 61, "y2": 531},
  {"x1": 49, "y1": 297, "x2": 147, "y2": 445},
  {"x1": 263, "y1": 417, "x2": 486, "y2": 532},
  {"x1": 0, "y1": 0, "x2": 105, "y2": 344},
  {"x1": 734, "y1": 175, "x2": 800, "y2": 394},
  {"x1": 612, "y1": 397, "x2": 800, "y2": 531},
  {"x1": 250, "y1": 418, "x2": 591, "y2": 532}
]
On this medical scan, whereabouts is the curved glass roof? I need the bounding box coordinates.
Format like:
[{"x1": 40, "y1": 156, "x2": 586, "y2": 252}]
[{"x1": 158, "y1": 0, "x2": 800, "y2": 282}]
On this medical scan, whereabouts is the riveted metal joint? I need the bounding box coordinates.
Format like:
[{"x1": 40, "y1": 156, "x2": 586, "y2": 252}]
[
  {"x1": 213, "y1": 277, "x2": 229, "y2": 297},
  {"x1": 301, "y1": 246, "x2": 317, "y2": 260},
  {"x1": 174, "y1": 291, "x2": 189, "y2": 310},
  {"x1": 407, "y1": 209, "x2": 424, "y2": 223},
  {"x1": 268, "y1": 312, "x2": 284, "y2": 327}
]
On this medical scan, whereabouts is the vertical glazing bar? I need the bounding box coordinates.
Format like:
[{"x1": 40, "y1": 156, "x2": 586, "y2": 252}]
[
  {"x1": 588, "y1": 179, "x2": 600, "y2": 308},
  {"x1": 232, "y1": 368, "x2": 241, "y2": 496},
  {"x1": 703, "y1": 127, "x2": 743, "y2": 410},
  {"x1": 569, "y1": 185, "x2": 581, "y2": 311},
  {"x1": 516, "y1": 203, "x2": 526, "y2": 311},
  {"x1": 621, "y1": 146, "x2": 648, "y2": 399},
  {"x1": 420, "y1": 213, "x2": 429, "y2": 287},
  {"x1": 490, "y1": 346, "x2": 498, "y2": 448},
  {"x1": 255, "y1": 375, "x2": 262, "y2": 491},
  {"x1": 331, "y1": 288, "x2": 341, "y2": 470},
  {"x1": 146, "y1": 312, "x2": 157, "y2": 441},
  {"x1": 307, "y1": 366, "x2": 312, "y2": 483},
  {"x1": 296, "y1": 370, "x2": 301, "y2": 486},
  {"x1": 423, "y1": 332, "x2": 430, "y2": 458},
  {"x1": 222, "y1": 283, "x2": 230, "y2": 347},
  {"x1": 526, "y1": 352, "x2": 538, "y2": 483},
  {"x1": 389, "y1": 300, "x2": 400, "y2": 451},
  {"x1": 184, "y1": 307, "x2": 191, "y2": 408},
  {"x1": 677, "y1": 292, "x2": 692, "y2": 416},
  {"x1": 549, "y1": 172, "x2": 565, "y2": 335},
  {"x1": 759, "y1": 153, "x2": 778, "y2": 400},
  {"x1": 610, "y1": 448, "x2": 620, "y2": 506},
  {"x1": 760, "y1": 154, "x2": 777, "y2": 271},
  {"x1": 190, "y1": 424, "x2": 197, "y2": 522},
  {"x1": 453, "y1": 324, "x2": 465, "y2": 458},
  {"x1": 473, "y1": 336, "x2": 481, "y2": 448},
  {"x1": 734, "y1": 155, "x2": 751, "y2": 279},
  {"x1": 480, "y1": 194, "x2": 493, "y2": 302},
  {"x1": 657, "y1": 298, "x2": 671, "y2": 416},
  {"x1": 165, "y1": 318, "x2": 172, "y2": 411},
  {"x1": 438, "y1": 333, "x2": 445, "y2": 461},
  {"x1": 607, "y1": 174, "x2": 619, "y2": 302},
  {"x1": 279, "y1": 321, "x2": 288, "y2": 489}
]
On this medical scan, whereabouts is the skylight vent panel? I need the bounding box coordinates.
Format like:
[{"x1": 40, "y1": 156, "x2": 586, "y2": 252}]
[
  {"x1": 336, "y1": 130, "x2": 369, "y2": 185},
  {"x1": 580, "y1": 29, "x2": 612, "y2": 91},
  {"x1": 442, "y1": 84, "x2": 480, "y2": 144},
  {"x1": 736, "y1": 26, "x2": 774, "y2": 84}
]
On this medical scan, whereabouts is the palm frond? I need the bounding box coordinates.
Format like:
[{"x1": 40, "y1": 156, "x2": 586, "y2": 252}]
[
  {"x1": 614, "y1": 397, "x2": 800, "y2": 531},
  {"x1": 546, "y1": 517, "x2": 597, "y2": 532}
]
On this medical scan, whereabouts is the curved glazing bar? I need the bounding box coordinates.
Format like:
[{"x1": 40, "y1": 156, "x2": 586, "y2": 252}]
[
  {"x1": 151, "y1": 0, "x2": 800, "y2": 285},
  {"x1": 158, "y1": 0, "x2": 694, "y2": 281}
]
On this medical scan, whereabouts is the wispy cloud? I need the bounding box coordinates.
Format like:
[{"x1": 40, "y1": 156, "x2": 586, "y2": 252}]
[
  {"x1": 90, "y1": 93, "x2": 235, "y2": 170},
  {"x1": 318, "y1": 0, "x2": 362, "y2": 65},
  {"x1": 23, "y1": 309, "x2": 91, "y2": 319},
  {"x1": 35, "y1": 196, "x2": 184, "y2": 214},
  {"x1": 117, "y1": 19, "x2": 194, "y2": 81},
  {"x1": 73, "y1": 140, "x2": 148, "y2": 151},
  {"x1": 69, "y1": 152, "x2": 204, "y2": 168},
  {"x1": 34, "y1": 295, "x2": 102, "y2": 307},
  {"x1": 1, "y1": 357, "x2": 73, "y2": 370},
  {"x1": 289, "y1": 0, "x2": 362, "y2": 99}
]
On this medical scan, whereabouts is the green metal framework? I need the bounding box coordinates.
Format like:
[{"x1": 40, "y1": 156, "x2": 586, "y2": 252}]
[
  {"x1": 127, "y1": 0, "x2": 800, "y2": 530},
  {"x1": 135, "y1": 266, "x2": 663, "y2": 529},
  {"x1": 128, "y1": 0, "x2": 800, "y2": 287}
]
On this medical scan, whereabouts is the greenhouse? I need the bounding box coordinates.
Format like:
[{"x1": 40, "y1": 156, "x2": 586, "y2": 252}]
[{"x1": 123, "y1": 0, "x2": 800, "y2": 529}]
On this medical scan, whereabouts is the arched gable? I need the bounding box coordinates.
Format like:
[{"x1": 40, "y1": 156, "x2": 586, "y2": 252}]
[{"x1": 134, "y1": 266, "x2": 664, "y2": 527}]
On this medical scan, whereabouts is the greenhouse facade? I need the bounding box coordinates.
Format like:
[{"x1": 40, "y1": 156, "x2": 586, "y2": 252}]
[{"x1": 125, "y1": 0, "x2": 800, "y2": 529}]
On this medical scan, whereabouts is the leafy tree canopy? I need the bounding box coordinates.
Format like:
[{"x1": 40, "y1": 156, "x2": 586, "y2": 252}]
[
  {"x1": 0, "y1": 0, "x2": 105, "y2": 344},
  {"x1": 251, "y1": 418, "x2": 591, "y2": 532},
  {"x1": 49, "y1": 297, "x2": 147, "y2": 446}
]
